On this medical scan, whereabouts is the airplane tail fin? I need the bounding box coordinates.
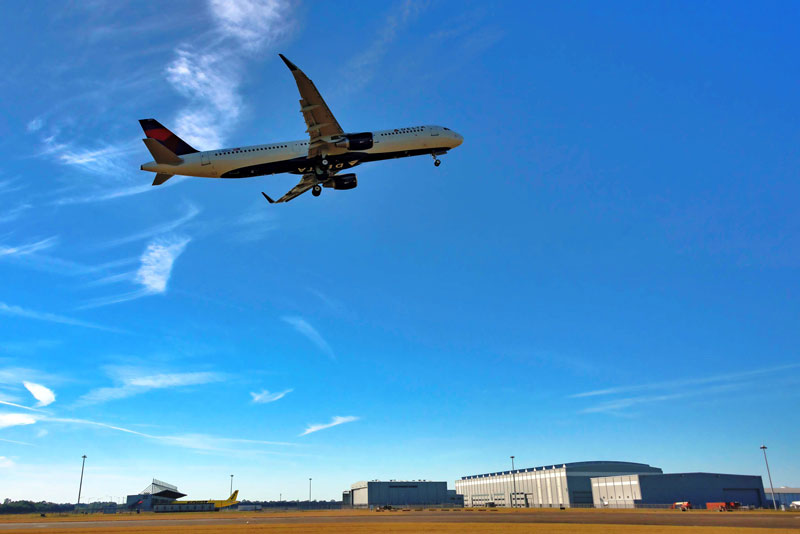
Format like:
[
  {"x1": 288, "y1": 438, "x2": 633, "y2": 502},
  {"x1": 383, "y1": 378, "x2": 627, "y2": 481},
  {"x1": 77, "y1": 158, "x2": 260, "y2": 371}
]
[
  {"x1": 229, "y1": 490, "x2": 239, "y2": 501},
  {"x1": 139, "y1": 118, "x2": 198, "y2": 156}
]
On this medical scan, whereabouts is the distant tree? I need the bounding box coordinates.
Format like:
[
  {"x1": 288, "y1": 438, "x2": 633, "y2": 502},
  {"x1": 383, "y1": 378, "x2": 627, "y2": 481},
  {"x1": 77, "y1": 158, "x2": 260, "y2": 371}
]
[{"x1": 0, "y1": 500, "x2": 75, "y2": 515}]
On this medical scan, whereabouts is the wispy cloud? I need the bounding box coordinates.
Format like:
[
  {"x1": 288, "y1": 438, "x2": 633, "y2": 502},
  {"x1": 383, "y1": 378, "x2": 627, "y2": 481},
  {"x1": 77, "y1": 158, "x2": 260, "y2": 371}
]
[
  {"x1": 0, "y1": 367, "x2": 62, "y2": 387},
  {"x1": 0, "y1": 301, "x2": 121, "y2": 332},
  {"x1": 136, "y1": 235, "x2": 190, "y2": 293},
  {"x1": 0, "y1": 237, "x2": 58, "y2": 257},
  {"x1": 76, "y1": 367, "x2": 225, "y2": 406},
  {"x1": 0, "y1": 178, "x2": 24, "y2": 195},
  {"x1": 250, "y1": 388, "x2": 293, "y2": 404},
  {"x1": 0, "y1": 203, "x2": 32, "y2": 224},
  {"x1": 208, "y1": 0, "x2": 294, "y2": 51},
  {"x1": 0, "y1": 400, "x2": 43, "y2": 413},
  {"x1": 300, "y1": 415, "x2": 359, "y2": 436},
  {"x1": 165, "y1": 49, "x2": 242, "y2": 149},
  {"x1": 164, "y1": 0, "x2": 295, "y2": 149},
  {"x1": 23, "y1": 382, "x2": 55, "y2": 407},
  {"x1": 51, "y1": 183, "x2": 157, "y2": 206},
  {"x1": 231, "y1": 206, "x2": 278, "y2": 242},
  {"x1": 101, "y1": 204, "x2": 200, "y2": 248},
  {"x1": 307, "y1": 288, "x2": 350, "y2": 318},
  {"x1": 0, "y1": 413, "x2": 38, "y2": 429},
  {"x1": 26, "y1": 118, "x2": 43, "y2": 132},
  {"x1": 81, "y1": 235, "x2": 190, "y2": 308},
  {"x1": 570, "y1": 364, "x2": 800, "y2": 399},
  {"x1": 344, "y1": 0, "x2": 426, "y2": 93},
  {"x1": 572, "y1": 364, "x2": 800, "y2": 416},
  {"x1": 43, "y1": 416, "x2": 296, "y2": 455},
  {"x1": 281, "y1": 316, "x2": 335, "y2": 359},
  {"x1": 0, "y1": 456, "x2": 15, "y2": 468},
  {"x1": 0, "y1": 438, "x2": 33, "y2": 447},
  {"x1": 40, "y1": 135, "x2": 140, "y2": 177}
]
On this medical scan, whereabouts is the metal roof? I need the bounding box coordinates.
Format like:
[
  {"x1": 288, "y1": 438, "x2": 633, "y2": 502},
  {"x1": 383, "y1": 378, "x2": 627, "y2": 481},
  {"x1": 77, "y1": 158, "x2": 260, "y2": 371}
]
[
  {"x1": 459, "y1": 461, "x2": 659, "y2": 480},
  {"x1": 772, "y1": 487, "x2": 800, "y2": 493},
  {"x1": 140, "y1": 478, "x2": 186, "y2": 499}
]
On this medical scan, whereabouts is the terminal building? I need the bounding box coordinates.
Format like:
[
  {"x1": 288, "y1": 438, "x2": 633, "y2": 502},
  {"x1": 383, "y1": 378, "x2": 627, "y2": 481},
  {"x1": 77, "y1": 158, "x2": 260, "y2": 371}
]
[
  {"x1": 591, "y1": 472, "x2": 767, "y2": 508},
  {"x1": 456, "y1": 461, "x2": 663, "y2": 508},
  {"x1": 348, "y1": 480, "x2": 461, "y2": 508}
]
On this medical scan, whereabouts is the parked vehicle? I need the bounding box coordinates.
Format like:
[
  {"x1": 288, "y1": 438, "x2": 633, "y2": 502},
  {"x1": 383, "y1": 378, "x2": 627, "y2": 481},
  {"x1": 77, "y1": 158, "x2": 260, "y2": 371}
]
[{"x1": 706, "y1": 502, "x2": 741, "y2": 511}]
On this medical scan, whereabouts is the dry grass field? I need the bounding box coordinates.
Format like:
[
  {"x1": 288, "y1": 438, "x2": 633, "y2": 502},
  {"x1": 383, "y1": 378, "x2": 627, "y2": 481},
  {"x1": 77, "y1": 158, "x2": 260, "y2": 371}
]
[{"x1": 0, "y1": 508, "x2": 798, "y2": 534}]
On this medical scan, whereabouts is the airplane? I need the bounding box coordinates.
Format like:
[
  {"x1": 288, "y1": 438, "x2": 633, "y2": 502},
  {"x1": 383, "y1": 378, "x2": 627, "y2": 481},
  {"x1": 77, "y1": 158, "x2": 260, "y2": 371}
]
[
  {"x1": 177, "y1": 490, "x2": 240, "y2": 510},
  {"x1": 139, "y1": 54, "x2": 463, "y2": 203}
]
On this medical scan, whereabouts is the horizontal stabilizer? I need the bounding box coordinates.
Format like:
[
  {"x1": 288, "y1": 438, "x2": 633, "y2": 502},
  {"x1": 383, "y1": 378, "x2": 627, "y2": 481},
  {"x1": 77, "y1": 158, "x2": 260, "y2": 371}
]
[
  {"x1": 152, "y1": 173, "x2": 174, "y2": 186},
  {"x1": 142, "y1": 138, "x2": 182, "y2": 165}
]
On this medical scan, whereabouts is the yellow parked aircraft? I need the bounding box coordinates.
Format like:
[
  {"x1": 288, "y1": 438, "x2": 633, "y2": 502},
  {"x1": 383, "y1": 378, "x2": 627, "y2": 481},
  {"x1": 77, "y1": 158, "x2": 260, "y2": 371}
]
[{"x1": 177, "y1": 490, "x2": 239, "y2": 510}]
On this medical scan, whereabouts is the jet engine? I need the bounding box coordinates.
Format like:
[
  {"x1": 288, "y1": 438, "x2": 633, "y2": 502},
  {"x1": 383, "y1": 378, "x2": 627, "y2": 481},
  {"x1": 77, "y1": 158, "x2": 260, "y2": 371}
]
[
  {"x1": 333, "y1": 132, "x2": 374, "y2": 151},
  {"x1": 324, "y1": 173, "x2": 357, "y2": 190}
]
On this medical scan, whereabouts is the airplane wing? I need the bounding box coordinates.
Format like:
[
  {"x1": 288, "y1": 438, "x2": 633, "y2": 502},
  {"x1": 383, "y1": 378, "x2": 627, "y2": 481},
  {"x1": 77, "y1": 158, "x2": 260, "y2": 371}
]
[
  {"x1": 279, "y1": 54, "x2": 343, "y2": 159},
  {"x1": 262, "y1": 173, "x2": 318, "y2": 203}
]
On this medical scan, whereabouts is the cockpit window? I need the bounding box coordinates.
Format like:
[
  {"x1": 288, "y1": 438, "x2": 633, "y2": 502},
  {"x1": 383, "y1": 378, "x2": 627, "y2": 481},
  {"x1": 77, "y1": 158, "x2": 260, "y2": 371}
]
[{"x1": 443, "y1": 127, "x2": 450, "y2": 130}]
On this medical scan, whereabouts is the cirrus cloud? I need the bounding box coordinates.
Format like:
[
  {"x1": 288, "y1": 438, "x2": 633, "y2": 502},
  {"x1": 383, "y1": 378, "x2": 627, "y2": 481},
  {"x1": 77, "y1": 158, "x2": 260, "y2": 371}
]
[{"x1": 300, "y1": 415, "x2": 359, "y2": 436}]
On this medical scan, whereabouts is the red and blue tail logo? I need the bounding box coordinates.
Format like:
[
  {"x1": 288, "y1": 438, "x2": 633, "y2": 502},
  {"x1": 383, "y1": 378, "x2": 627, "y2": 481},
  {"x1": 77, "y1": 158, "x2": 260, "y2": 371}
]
[{"x1": 139, "y1": 119, "x2": 198, "y2": 156}]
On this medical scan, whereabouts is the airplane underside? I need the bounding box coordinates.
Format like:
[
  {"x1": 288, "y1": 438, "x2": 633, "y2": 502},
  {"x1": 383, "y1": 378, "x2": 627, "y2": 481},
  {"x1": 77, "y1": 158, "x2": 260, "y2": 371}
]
[{"x1": 220, "y1": 146, "x2": 452, "y2": 179}]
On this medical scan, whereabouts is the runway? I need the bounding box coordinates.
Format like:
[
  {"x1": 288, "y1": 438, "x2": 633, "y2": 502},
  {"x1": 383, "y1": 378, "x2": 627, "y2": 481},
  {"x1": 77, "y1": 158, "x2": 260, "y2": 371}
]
[{"x1": 1, "y1": 509, "x2": 798, "y2": 532}]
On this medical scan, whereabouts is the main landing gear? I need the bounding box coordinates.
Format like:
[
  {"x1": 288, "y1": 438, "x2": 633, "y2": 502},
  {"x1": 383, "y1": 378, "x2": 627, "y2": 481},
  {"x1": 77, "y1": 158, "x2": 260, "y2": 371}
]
[
  {"x1": 431, "y1": 153, "x2": 441, "y2": 167},
  {"x1": 312, "y1": 184, "x2": 322, "y2": 197}
]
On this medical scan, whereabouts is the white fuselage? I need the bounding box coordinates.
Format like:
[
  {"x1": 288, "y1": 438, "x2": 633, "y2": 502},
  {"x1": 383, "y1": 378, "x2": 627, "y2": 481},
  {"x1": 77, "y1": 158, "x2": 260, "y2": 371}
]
[{"x1": 141, "y1": 125, "x2": 463, "y2": 178}]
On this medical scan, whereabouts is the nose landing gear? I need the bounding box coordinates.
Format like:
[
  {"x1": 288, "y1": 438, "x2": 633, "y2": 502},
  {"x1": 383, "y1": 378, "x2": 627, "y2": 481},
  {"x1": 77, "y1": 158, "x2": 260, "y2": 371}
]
[
  {"x1": 312, "y1": 184, "x2": 322, "y2": 197},
  {"x1": 431, "y1": 153, "x2": 441, "y2": 167}
]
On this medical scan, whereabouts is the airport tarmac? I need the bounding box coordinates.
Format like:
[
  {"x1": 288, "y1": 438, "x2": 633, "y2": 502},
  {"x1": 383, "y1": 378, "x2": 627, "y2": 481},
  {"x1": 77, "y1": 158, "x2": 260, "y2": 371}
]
[{"x1": 0, "y1": 509, "x2": 799, "y2": 532}]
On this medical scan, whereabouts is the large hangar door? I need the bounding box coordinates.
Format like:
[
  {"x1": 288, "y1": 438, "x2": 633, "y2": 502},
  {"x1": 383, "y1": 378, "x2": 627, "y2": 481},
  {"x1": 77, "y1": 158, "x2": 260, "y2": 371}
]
[{"x1": 352, "y1": 487, "x2": 368, "y2": 506}]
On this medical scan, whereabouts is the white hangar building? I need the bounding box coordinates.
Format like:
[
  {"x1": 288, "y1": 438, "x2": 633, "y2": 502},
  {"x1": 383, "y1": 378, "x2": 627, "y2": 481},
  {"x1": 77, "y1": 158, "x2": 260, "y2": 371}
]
[{"x1": 456, "y1": 461, "x2": 663, "y2": 508}]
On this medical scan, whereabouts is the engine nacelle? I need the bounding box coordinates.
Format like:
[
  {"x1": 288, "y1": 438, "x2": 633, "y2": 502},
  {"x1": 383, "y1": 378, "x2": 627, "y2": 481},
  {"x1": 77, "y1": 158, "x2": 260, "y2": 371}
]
[
  {"x1": 333, "y1": 132, "x2": 374, "y2": 151},
  {"x1": 324, "y1": 173, "x2": 357, "y2": 190}
]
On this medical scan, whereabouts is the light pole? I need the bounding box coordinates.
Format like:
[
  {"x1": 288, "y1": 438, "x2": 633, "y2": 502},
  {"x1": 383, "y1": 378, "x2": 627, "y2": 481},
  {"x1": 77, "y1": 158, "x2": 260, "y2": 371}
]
[
  {"x1": 510, "y1": 456, "x2": 517, "y2": 508},
  {"x1": 760, "y1": 445, "x2": 777, "y2": 510},
  {"x1": 76, "y1": 455, "x2": 87, "y2": 509},
  {"x1": 309, "y1": 478, "x2": 312, "y2": 503},
  {"x1": 230, "y1": 474, "x2": 234, "y2": 495}
]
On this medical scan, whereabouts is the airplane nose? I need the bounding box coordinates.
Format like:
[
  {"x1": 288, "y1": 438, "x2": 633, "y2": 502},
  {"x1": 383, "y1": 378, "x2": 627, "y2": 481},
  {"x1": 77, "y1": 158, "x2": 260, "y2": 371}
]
[{"x1": 452, "y1": 131, "x2": 463, "y2": 147}]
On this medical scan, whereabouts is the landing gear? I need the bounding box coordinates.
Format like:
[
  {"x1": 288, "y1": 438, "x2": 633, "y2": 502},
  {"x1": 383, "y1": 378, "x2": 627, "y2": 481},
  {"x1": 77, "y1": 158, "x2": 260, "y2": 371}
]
[
  {"x1": 432, "y1": 153, "x2": 441, "y2": 167},
  {"x1": 312, "y1": 185, "x2": 322, "y2": 197},
  {"x1": 321, "y1": 159, "x2": 329, "y2": 166}
]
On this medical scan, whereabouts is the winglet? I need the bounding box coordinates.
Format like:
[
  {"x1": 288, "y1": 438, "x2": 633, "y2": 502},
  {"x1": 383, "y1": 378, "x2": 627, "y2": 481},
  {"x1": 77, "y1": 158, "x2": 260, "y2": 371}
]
[
  {"x1": 261, "y1": 192, "x2": 276, "y2": 203},
  {"x1": 278, "y1": 54, "x2": 298, "y2": 71}
]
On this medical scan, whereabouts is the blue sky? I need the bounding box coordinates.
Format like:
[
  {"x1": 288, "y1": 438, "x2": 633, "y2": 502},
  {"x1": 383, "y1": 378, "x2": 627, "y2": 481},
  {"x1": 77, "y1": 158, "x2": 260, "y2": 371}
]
[{"x1": 1, "y1": 0, "x2": 799, "y2": 503}]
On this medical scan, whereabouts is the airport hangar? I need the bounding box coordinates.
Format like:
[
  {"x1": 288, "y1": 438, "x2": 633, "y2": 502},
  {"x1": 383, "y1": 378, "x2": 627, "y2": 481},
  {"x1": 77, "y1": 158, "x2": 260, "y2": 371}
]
[
  {"x1": 345, "y1": 481, "x2": 463, "y2": 508},
  {"x1": 456, "y1": 461, "x2": 662, "y2": 508},
  {"x1": 591, "y1": 473, "x2": 767, "y2": 508},
  {"x1": 763, "y1": 487, "x2": 800, "y2": 509},
  {"x1": 456, "y1": 461, "x2": 766, "y2": 508}
]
